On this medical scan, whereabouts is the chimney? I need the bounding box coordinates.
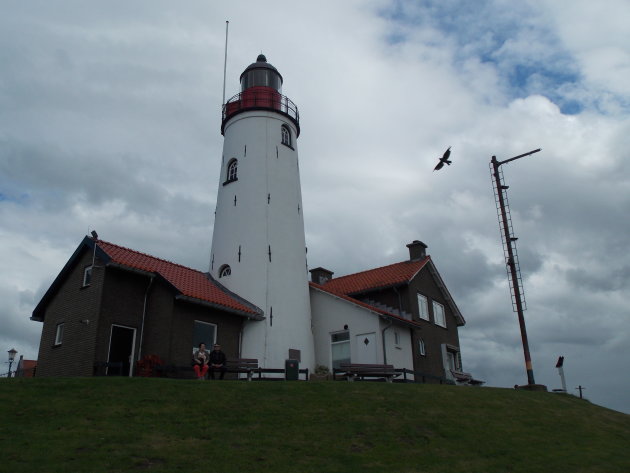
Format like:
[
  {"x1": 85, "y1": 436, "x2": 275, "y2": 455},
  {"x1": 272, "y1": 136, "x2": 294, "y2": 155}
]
[
  {"x1": 309, "y1": 267, "x2": 334, "y2": 285},
  {"x1": 406, "y1": 240, "x2": 427, "y2": 261}
]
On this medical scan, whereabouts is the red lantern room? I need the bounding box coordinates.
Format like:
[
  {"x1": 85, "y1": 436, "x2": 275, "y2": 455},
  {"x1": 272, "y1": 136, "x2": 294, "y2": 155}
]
[{"x1": 222, "y1": 54, "x2": 300, "y2": 136}]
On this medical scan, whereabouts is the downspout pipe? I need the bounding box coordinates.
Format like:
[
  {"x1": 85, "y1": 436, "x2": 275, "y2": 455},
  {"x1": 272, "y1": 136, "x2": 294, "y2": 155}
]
[
  {"x1": 381, "y1": 318, "x2": 393, "y2": 364},
  {"x1": 137, "y1": 275, "x2": 155, "y2": 361}
]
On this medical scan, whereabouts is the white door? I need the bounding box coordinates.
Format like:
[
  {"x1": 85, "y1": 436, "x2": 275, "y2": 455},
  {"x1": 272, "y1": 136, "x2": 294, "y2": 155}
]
[{"x1": 355, "y1": 332, "x2": 377, "y2": 364}]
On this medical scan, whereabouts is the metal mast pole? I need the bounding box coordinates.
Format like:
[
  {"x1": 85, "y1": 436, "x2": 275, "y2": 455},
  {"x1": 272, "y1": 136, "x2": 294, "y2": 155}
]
[
  {"x1": 222, "y1": 20, "x2": 229, "y2": 106},
  {"x1": 490, "y1": 149, "x2": 540, "y2": 386}
]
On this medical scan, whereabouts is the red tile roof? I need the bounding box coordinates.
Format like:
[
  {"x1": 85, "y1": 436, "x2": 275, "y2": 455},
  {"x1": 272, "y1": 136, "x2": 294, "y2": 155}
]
[
  {"x1": 96, "y1": 240, "x2": 259, "y2": 316},
  {"x1": 16, "y1": 360, "x2": 37, "y2": 377},
  {"x1": 320, "y1": 258, "x2": 430, "y2": 296}
]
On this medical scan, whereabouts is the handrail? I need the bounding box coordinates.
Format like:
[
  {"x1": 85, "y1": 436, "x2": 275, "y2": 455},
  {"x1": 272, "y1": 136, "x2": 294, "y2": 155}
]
[{"x1": 221, "y1": 89, "x2": 300, "y2": 136}]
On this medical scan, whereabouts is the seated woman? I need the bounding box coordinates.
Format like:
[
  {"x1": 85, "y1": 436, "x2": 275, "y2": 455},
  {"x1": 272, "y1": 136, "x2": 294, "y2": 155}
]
[{"x1": 192, "y1": 343, "x2": 209, "y2": 380}]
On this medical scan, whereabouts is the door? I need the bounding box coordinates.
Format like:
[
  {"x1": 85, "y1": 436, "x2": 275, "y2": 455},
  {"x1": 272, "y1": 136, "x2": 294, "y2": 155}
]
[
  {"x1": 107, "y1": 325, "x2": 136, "y2": 377},
  {"x1": 355, "y1": 332, "x2": 377, "y2": 364}
]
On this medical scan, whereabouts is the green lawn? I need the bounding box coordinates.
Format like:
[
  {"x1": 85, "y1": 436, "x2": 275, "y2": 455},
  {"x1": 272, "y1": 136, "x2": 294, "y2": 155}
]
[{"x1": 1, "y1": 378, "x2": 628, "y2": 472}]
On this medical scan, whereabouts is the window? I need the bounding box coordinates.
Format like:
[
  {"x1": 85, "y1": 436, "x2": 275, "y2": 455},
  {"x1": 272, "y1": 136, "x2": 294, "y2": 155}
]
[
  {"x1": 281, "y1": 125, "x2": 291, "y2": 147},
  {"x1": 331, "y1": 330, "x2": 350, "y2": 369},
  {"x1": 433, "y1": 301, "x2": 446, "y2": 328},
  {"x1": 418, "y1": 338, "x2": 426, "y2": 356},
  {"x1": 55, "y1": 323, "x2": 64, "y2": 346},
  {"x1": 417, "y1": 293, "x2": 429, "y2": 320},
  {"x1": 83, "y1": 265, "x2": 93, "y2": 287},
  {"x1": 219, "y1": 265, "x2": 231, "y2": 278},
  {"x1": 226, "y1": 159, "x2": 238, "y2": 183},
  {"x1": 394, "y1": 331, "x2": 400, "y2": 346},
  {"x1": 192, "y1": 320, "x2": 216, "y2": 352}
]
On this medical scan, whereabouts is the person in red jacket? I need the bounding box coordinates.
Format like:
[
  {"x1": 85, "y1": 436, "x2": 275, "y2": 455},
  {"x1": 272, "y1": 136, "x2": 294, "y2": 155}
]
[
  {"x1": 192, "y1": 343, "x2": 209, "y2": 380},
  {"x1": 208, "y1": 344, "x2": 227, "y2": 380}
]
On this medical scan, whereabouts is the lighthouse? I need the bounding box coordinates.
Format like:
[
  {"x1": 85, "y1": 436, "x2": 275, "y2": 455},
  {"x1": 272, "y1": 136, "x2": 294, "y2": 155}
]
[{"x1": 209, "y1": 54, "x2": 314, "y2": 371}]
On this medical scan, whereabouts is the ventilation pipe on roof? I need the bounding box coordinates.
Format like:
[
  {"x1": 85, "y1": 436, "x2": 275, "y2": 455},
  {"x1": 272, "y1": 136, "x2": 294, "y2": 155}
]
[{"x1": 406, "y1": 240, "x2": 427, "y2": 261}]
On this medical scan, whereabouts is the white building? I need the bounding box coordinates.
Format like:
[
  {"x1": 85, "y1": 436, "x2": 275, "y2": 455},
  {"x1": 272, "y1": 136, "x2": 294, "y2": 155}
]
[
  {"x1": 209, "y1": 55, "x2": 474, "y2": 383},
  {"x1": 209, "y1": 54, "x2": 314, "y2": 371}
]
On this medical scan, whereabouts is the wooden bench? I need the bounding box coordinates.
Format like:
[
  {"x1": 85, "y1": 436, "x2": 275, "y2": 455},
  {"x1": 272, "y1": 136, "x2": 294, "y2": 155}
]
[
  {"x1": 335, "y1": 363, "x2": 399, "y2": 383},
  {"x1": 225, "y1": 358, "x2": 259, "y2": 381}
]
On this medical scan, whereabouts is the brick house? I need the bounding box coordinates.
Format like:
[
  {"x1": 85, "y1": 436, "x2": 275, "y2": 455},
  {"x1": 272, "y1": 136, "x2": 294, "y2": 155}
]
[
  {"x1": 310, "y1": 241, "x2": 478, "y2": 384},
  {"x1": 32, "y1": 235, "x2": 478, "y2": 383},
  {"x1": 31, "y1": 236, "x2": 262, "y2": 377}
]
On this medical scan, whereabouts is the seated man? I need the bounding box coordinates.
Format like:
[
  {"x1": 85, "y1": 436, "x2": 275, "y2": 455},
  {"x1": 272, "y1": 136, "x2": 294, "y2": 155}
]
[
  {"x1": 208, "y1": 343, "x2": 227, "y2": 380},
  {"x1": 192, "y1": 343, "x2": 209, "y2": 380}
]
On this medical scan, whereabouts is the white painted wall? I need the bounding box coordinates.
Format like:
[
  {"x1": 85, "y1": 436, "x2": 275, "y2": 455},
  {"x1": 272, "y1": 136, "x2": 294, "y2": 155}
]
[
  {"x1": 382, "y1": 324, "x2": 415, "y2": 379},
  {"x1": 210, "y1": 109, "x2": 314, "y2": 371}
]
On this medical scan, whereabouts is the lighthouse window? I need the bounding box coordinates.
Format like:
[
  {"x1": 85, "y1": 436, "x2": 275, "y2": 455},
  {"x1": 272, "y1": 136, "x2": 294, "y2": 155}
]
[
  {"x1": 224, "y1": 159, "x2": 238, "y2": 185},
  {"x1": 281, "y1": 125, "x2": 291, "y2": 147},
  {"x1": 219, "y1": 265, "x2": 231, "y2": 278}
]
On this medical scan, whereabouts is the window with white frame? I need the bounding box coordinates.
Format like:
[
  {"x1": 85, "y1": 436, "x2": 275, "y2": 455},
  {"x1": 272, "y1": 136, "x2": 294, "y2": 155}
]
[
  {"x1": 433, "y1": 301, "x2": 446, "y2": 328},
  {"x1": 417, "y1": 293, "x2": 429, "y2": 320},
  {"x1": 54, "y1": 323, "x2": 64, "y2": 346},
  {"x1": 192, "y1": 320, "x2": 216, "y2": 352},
  {"x1": 281, "y1": 125, "x2": 291, "y2": 147},
  {"x1": 331, "y1": 330, "x2": 350, "y2": 369},
  {"x1": 226, "y1": 159, "x2": 238, "y2": 182},
  {"x1": 394, "y1": 331, "x2": 400, "y2": 346},
  {"x1": 83, "y1": 265, "x2": 93, "y2": 287},
  {"x1": 418, "y1": 338, "x2": 426, "y2": 356}
]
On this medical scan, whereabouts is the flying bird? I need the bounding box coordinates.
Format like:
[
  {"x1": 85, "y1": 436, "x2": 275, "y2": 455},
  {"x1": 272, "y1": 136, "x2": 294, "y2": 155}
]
[{"x1": 433, "y1": 146, "x2": 452, "y2": 171}]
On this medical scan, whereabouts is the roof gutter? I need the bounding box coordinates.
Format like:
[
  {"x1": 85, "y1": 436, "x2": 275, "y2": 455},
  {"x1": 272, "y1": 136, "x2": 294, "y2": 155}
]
[
  {"x1": 106, "y1": 262, "x2": 155, "y2": 279},
  {"x1": 175, "y1": 294, "x2": 264, "y2": 320}
]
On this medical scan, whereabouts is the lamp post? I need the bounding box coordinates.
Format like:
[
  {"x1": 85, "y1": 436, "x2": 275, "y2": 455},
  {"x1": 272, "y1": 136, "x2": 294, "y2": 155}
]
[
  {"x1": 490, "y1": 149, "x2": 541, "y2": 386},
  {"x1": 7, "y1": 348, "x2": 17, "y2": 378}
]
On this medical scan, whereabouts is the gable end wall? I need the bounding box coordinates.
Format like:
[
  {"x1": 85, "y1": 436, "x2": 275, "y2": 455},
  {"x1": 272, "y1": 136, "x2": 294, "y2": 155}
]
[{"x1": 36, "y1": 250, "x2": 104, "y2": 376}]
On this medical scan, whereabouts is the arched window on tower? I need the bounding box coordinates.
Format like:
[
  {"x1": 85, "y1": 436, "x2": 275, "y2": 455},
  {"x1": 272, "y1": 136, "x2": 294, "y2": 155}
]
[
  {"x1": 224, "y1": 159, "x2": 238, "y2": 185},
  {"x1": 219, "y1": 264, "x2": 231, "y2": 278},
  {"x1": 281, "y1": 125, "x2": 291, "y2": 147}
]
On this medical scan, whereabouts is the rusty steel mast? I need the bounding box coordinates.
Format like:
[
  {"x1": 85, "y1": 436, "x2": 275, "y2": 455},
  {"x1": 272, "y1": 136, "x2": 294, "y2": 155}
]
[{"x1": 490, "y1": 148, "x2": 541, "y2": 386}]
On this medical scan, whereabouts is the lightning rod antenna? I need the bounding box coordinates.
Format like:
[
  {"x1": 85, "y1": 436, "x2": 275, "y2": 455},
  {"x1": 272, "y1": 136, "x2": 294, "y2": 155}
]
[{"x1": 222, "y1": 20, "x2": 229, "y2": 105}]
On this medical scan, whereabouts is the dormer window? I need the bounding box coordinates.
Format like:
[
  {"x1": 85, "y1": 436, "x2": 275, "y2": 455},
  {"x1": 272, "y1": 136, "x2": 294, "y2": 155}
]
[
  {"x1": 219, "y1": 264, "x2": 231, "y2": 278},
  {"x1": 281, "y1": 125, "x2": 291, "y2": 147},
  {"x1": 224, "y1": 159, "x2": 238, "y2": 185}
]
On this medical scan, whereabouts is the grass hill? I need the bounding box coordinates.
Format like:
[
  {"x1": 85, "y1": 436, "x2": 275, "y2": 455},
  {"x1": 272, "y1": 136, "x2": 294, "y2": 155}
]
[{"x1": 1, "y1": 378, "x2": 628, "y2": 472}]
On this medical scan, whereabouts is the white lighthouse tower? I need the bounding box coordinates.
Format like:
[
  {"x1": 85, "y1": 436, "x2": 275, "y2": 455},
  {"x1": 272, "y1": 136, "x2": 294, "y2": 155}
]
[{"x1": 210, "y1": 54, "x2": 314, "y2": 372}]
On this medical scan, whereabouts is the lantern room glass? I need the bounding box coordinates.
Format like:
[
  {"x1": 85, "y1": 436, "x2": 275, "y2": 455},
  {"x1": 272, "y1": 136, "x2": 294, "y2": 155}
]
[{"x1": 241, "y1": 69, "x2": 282, "y2": 93}]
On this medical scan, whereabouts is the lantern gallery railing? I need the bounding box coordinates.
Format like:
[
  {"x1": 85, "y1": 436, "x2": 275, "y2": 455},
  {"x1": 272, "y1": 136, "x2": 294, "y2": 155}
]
[{"x1": 221, "y1": 87, "x2": 300, "y2": 136}]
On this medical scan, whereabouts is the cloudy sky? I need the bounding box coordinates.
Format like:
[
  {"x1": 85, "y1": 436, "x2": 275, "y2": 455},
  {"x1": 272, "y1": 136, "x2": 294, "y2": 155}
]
[{"x1": 1, "y1": 1, "x2": 628, "y2": 413}]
